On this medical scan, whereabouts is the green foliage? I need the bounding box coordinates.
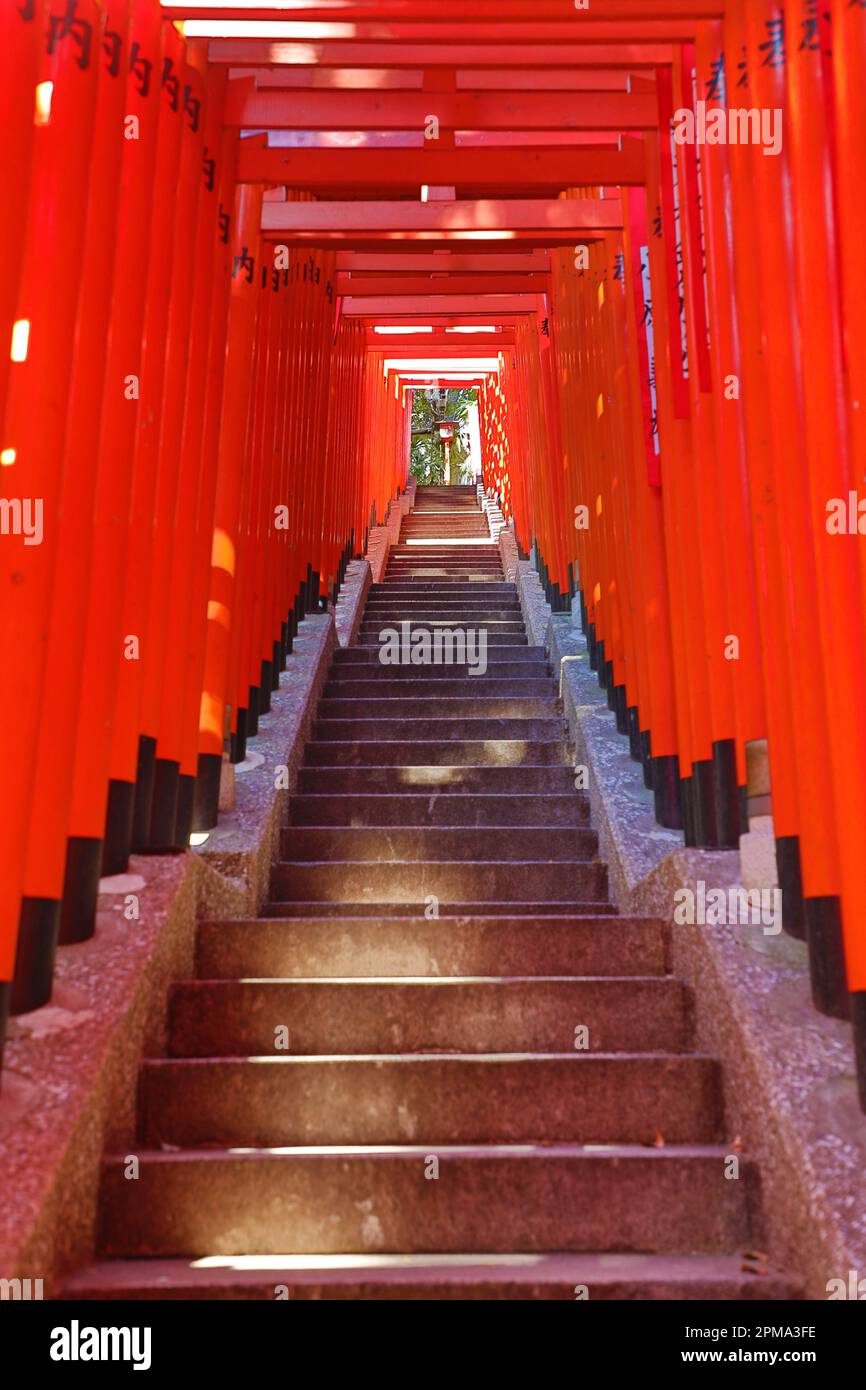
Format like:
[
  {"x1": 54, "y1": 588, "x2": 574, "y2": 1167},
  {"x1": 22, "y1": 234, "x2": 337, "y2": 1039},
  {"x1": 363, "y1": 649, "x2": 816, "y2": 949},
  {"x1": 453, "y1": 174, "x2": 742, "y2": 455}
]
[{"x1": 410, "y1": 388, "x2": 477, "y2": 485}]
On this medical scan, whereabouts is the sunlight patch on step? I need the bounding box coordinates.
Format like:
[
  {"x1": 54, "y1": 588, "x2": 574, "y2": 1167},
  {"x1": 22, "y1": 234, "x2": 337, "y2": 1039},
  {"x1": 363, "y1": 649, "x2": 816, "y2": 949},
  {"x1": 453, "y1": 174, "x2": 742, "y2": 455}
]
[{"x1": 190, "y1": 1253, "x2": 546, "y2": 1271}]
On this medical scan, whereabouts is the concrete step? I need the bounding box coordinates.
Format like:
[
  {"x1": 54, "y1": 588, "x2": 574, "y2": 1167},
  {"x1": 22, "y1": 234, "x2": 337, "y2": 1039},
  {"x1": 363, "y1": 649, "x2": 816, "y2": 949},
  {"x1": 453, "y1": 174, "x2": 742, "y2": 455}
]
[
  {"x1": 278, "y1": 826, "x2": 598, "y2": 862},
  {"x1": 296, "y1": 765, "x2": 578, "y2": 793},
  {"x1": 287, "y1": 792, "x2": 589, "y2": 826},
  {"x1": 94, "y1": 1145, "x2": 752, "y2": 1256},
  {"x1": 302, "y1": 740, "x2": 571, "y2": 767},
  {"x1": 270, "y1": 860, "x2": 608, "y2": 903},
  {"x1": 141, "y1": 1054, "x2": 719, "y2": 1147},
  {"x1": 196, "y1": 915, "x2": 666, "y2": 980},
  {"x1": 61, "y1": 1252, "x2": 797, "y2": 1301},
  {"x1": 167, "y1": 978, "x2": 692, "y2": 1057}
]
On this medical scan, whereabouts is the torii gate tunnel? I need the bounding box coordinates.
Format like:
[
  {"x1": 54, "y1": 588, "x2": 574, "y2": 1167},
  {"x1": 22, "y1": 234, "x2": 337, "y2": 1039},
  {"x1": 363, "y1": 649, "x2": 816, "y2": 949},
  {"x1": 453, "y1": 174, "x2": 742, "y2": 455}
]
[{"x1": 2, "y1": 0, "x2": 866, "y2": 1105}]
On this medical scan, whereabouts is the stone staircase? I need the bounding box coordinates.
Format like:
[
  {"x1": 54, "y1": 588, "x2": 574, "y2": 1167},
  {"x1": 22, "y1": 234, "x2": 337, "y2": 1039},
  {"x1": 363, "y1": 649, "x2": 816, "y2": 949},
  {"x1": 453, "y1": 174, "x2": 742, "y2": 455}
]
[{"x1": 64, "y1": 484, "x2": 795, "y2": 1300}]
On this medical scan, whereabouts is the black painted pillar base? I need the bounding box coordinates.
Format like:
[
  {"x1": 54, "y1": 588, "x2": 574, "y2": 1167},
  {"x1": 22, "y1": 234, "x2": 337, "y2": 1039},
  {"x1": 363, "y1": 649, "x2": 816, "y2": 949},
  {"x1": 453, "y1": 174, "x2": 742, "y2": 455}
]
[
  {"x1": 149, "y1": 758, "x2": 180, "y2": 851},
  {"x1": 852, "y1": 992, "x2": 866, "y2": 1113},
  {"x1": 640, "y1": 729, "x2": 653, "y2": 790},
  {"x1": 627, "y1": 706, "x2": 642, "y2": 762},
  {"x1": 259, "y1": 662, "x2": 273, "y2": 716},
  {"x1": 0, "y1": 981, "x2": 10, "y2": 1084},
  {"x1": 605, "y1": 662, "x2": 616, "y2": 711},
  {"x1": 681, "y1": 776, "x2": 697, "y2": 847},
  {"x1": 775, "y1": 835, "x2": 806, "y2": 940},
  {"x1": 175, "y1": 774, "x2": 196, "y2": 847},
  {"x1": 279, "y1": 624, "x2": 289, "y2": 669},
  {"x1": 653, "y1": 755, "x2": 683, "y2": 830},
  {"x1": 11, "y1": 898, "x2": 60, "y2": 1013},
  {"x1": 247, "y1": 685, "x2": 260, "y2": 738},
  {"x1": 587, "y1": 623, "x2": 598, "y2": 671},
  {"x1": 804, "y1": 897, "x2": 850, "y2": 1020},
  {"x1": 102, "y1": 778, "x2": 135, "y2": 875},
  {"x1": 712, "y1": 738, "x2": 741, "y2": 848},
  {"x1": 131, "y1": 734, "x2": 157, "y2": 852},
  {"x1": 738, "y1": 785, "x2": 750, "y2": 837},
  {"x1": 60, "y1": 835, "x2": 103, "y2": 944},
  {"x1": 613, "y1": 684, "x2": 628, "y2": 735},
  {"x1": 192, "y1": 752, "x2": 222, "y2": 832},
  {"x1": 695, "y1": 761, "x2": 722, "y2": 845},
  {"x1": 230, "y1": 708, "x2": 248, "y2": 765},
  {"x1": 272, "y1": 643, "x2": 281, "y2": 689}
]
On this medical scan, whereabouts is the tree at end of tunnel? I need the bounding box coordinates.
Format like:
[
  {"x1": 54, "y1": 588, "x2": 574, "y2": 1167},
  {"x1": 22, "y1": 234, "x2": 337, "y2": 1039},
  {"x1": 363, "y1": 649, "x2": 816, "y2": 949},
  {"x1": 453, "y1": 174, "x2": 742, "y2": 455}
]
[{"x1": 410, "y1": 388, "x2": 476, "y2": 486}]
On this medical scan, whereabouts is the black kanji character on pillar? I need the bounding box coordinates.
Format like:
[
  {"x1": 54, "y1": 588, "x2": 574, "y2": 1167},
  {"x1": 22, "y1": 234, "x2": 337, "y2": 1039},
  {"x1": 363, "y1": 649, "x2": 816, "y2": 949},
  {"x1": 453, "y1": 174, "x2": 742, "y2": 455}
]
[
  {"x1": 233, "y1": 246, "x2": 255, "y2": 282},
  {"x1": 800, "y1": 0, "x2": 832, "y2": 53},
  {"x1": 19, "y1": 1, "x2": 37, "y2": 21},
  {"x1": 706, "y1": 52, "x2": 726, "y2": 102},
  {"x1": 758, "y1": 15, "x2": 786, "y2": 67},
  {"x1": 102, "y1": 27, "x2": 122, "y2": 77},
  {"x1": 183, "y1": 84, "x2": 201, "y2": 132},
  {"x1": 613, "y1": 253, "x2": 625, "y2": 282},
  {"x1": 202, "y1": 148, "x2": 216, "y2": 192},
  {"x1": 162, "y1": 57, "x2": 181, "y2": 112},
  {"x1": 129, "y1": 41, "x2": 152, "y2": 97},
  {"x1": 47, "y1": 0, "x2": 93, "y2": 70},
  {"x1": 652, "y1": 204, "x2": 662, "y2": 238},
  {"x1": 326, "y1": 280, "x2": 334, "y2": 302},
  {"x1": 218, "y1": 204, "x2": 230, "y2": 244},
  {"x1": 736, "y1": 43, "x2": 749, "y2": 88}
]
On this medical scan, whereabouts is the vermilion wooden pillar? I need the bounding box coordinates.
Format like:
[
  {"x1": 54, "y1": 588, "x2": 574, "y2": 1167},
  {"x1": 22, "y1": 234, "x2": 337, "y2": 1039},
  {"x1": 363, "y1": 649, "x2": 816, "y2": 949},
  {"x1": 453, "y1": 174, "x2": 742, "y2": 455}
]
[
  {"x1": 831, "y1": 0, "x2": 866, "y2": 1095},
  {"x1": 179, "y1": 120, "x2": 239, "y2": 829},
  {"x1": 1, "y1": 0, "x2": 102, "y2": 1014},
  {"x1": 143, "y1": 56, "x2": 207, "y2": 850},
  {"x1": 784, "y1": 0, "x2": 866, "y2": 1023},
  {"x1": 103, "y1": 21, "x2": 186, "y2": 868},
  {"x1": 155, "y1": 63, "x2": 230, "y2": 849},
  {"x1": 15, "y1": 0, "x2": 130, "y2": 1009},
  {"x1": 0, "y1": 1, "x2": 44, "y2": 436},
  {"x1": 61, "y1": 0, "x2": 164, "y2": 943},
  {"x1": 194, "y1": 179, "x2": 264, "y2": 829}
]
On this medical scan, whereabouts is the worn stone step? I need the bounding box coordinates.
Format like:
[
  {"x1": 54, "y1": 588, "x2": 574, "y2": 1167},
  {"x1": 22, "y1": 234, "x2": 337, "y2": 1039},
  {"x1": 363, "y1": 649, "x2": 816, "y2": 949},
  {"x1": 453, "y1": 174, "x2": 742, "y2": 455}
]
[
  {"x1": 296, "y1": 765, "x2": 578, "y2": 794},
  {"x1": 323, "y1": 679, "x2": 555, "y2": 699},
  {"x1": 278, "y1": 826, "x2": 597, "y2": 862},
  {"x1": 303, "y1": 740, "x2": 570, "y2": 767},
  {"x1": 369, "y1": 584, "x2": 515, "y2": 595},
  {"x1": 288, "y1": 792, "x2": 588, "y2": 827},
  {"x1": 168, "y1": 978, "x2": 692, "y2": 1057},
  {"x1": 270, "y1": 860, "x2": 607, "y2": 903},
  {"x1": 61, "y1": 1252, "x2": 798, "y2": 1301},
  {"x1": 141, "y1": 1054, "x2": 719, "y2": 1148},
  {"x1": 260, "y1": 900, "x2": 617, "y2": 919},
  {"x1": 318, "y1": 698, "x2": 560, "y2": 719},
  {"x1": 333, "y1": 645, "x2": 546, "y2": 664},
  {"x1": 95, "y1": 1145, "x2": 752, "y2": 1257},
  {"x1": 329, "y1": 659, "x2": 550, "y2": 679},
  {"x1": 362, "y1": 609, "x2": 522, "y2": 620},
  {"x1": 312, "y1": 718, "x2": 566, "y2": 743},
  {"x1": 196, "y1": 915, "x2": 665, "y2": 980}
]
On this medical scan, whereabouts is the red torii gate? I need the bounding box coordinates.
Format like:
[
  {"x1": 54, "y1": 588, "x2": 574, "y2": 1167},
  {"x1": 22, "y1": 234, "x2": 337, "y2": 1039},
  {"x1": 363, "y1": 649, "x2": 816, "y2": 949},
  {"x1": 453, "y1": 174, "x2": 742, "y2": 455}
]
[{"x1": 1, "y1": 0, "x2": 866, "y2": 1114}]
